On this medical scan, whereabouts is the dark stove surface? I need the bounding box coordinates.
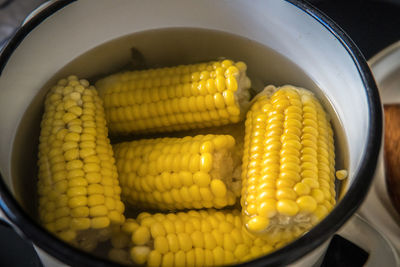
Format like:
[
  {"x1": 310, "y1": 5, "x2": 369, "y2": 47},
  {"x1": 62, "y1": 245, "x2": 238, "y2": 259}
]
[
  {"x1": 321, "y1": 235, "x2": 369, "y2": 267},
  {"x1": 0, "y1": 0, "x2": 399, "y2": 266},
  {"x1": 0, "y1": 220, "x2": 42, "y2": 266}
]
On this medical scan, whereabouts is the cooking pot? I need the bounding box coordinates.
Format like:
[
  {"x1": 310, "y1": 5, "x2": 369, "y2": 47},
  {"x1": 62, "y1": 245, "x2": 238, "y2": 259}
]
[{"x1": 0, "y1": 0, "x2": 382, "y2": 266}]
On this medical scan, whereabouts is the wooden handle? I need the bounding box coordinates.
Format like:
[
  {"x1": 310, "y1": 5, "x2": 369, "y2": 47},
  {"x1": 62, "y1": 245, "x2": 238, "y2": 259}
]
[{"x1": 384, "y1": 104, "x2": 400, "y2": 216}]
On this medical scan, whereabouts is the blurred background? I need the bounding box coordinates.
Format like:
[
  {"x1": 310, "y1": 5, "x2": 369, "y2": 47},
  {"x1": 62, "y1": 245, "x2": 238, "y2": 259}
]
[
  {"x1": 308, "y1": 0, "x2": 400, "y2": 59},
  {"x1": 0, "y1": 0, "x2": 46, "y2": 49}
]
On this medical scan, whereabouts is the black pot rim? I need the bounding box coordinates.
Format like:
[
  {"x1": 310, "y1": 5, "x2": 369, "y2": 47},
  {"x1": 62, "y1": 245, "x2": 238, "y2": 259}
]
[{"x1": 0, "y1": 0, "x2": 382, "y2": 266}]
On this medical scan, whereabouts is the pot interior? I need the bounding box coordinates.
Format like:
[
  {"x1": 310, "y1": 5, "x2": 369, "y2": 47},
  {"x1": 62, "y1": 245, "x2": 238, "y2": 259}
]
[{"x1": 11, "y1": 27, "x2": 349, "y2": 226}]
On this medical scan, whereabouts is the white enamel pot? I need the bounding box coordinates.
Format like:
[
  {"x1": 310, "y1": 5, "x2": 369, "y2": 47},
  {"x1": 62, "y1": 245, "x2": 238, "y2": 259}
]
[{"x1": 0, "y1": 0, "x2": 382, "y2": 266}]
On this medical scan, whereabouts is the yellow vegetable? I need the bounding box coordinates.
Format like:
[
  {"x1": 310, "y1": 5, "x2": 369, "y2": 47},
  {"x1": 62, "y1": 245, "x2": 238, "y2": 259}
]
[
  {"x1": 122, "y1": 209, "x2": 280, "y2": 266},
  {"x1": 37, "y1": 75, "x2": 125, "y2": 250},
  {"x1": 241, "y1": 85, "x2": 338, "y2": 233},
  {"x1": 113, "y1": 134, "x2": 242, "y2": 210},
  {"x1": 95, "y1": 59, "x2": 251, "y2": 136}
]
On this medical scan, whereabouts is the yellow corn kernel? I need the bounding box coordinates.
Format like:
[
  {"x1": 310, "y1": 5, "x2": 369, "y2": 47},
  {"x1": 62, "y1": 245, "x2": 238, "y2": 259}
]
[
  {"x1": 70, "y1": 218, "x2": 91, "y2": 230},
  {"x1": 148, "y1": 250, "x2": 162, "y2": 267},
  {"x1": 68, "y1": 196, "x2": 87, "y2": 208},
  {"x1": 132, "y1": 226, "x2": 151, "y2": 246},
  {"x1": 54, "y1": 217, "x2": 71, "y2": 231},
  {"x1": 277, "y1": 200, "x2": 299, "y2": 216},
  {"x1": 91, "y1": 217, "x2": 110, "y2": 229},
  {"x1": 174, "y1": 250, "x2": 186, "y2": 266},
  {"x1": 67, "y1": 186, "x2": 87, "y2": 198},
  {"x1": 162, "y1": 220, "x2": 176, "y2": 234},
  {"x1": 297, "y1": 195, "x2": 317, "y2": 213},
  {"x1": 150, "y1": 222, "x2": 166, "y2": 238},
  {"x1": 193, "y1": 172, "x2": 210, "y2": 187},
  {"x1": 185, "y1": 249, "x2": 195, "y2": 266},
  {"x1": 58, "y1": 230, "x2": 76, "y2": 242},
  {"x1": 234, "y1": 244, "x2": 249, "y2": 259},
  {"x1": 89, "y1": 205, "x2": 108, "y2": 217},
  {"x1": 161, "y1": 252, "x2": 174, "y2": 267},
  {"x1": 223, "y1": 234, "x2": 236, "y2": 252},
  {"x1": 203, "y1": 232, "x2": 217, "y2": 250},
  {"x1": 203, "y1": 249, "x2": 213, "y2": 266},
  {"x1": 210, "y1": 179, "x2": 227, "y2": 198},
  {"x1": 130, "y1": 246, "x2": 150, "y2": 265},
  {"x1": 71, "y1": 206, "x2": 89, "y2": 218},
  {"x1": 166, "y1": 234, "x2": 180, "y2": 253},
  {"x1": 122, "y1": 219, "x2": 140, "y2": 234},
  {"x1": 212, "y1": 246, "x2": 224, "y2": 266},
  {"x1": 190, "y1": 231, "x2": 204, "y2": 248},
  {"x1": 246, "y1": 216, "x2": 269, "y2": 232},
  {"x1": 336, "y1": 169, "x2": 348, "y2": 180},
  {"x1": 154, "y1": 236, "x2": 169, "y2": 254},
  {"x1": 178, "y1": 233, "x2": 192, "y2": 252},
  {"x1": 194, "y1": 248, "x2": 204, "y2": 266},
  {"x1": 199, "y1": 153, "x2": 213, "y2": 172}
]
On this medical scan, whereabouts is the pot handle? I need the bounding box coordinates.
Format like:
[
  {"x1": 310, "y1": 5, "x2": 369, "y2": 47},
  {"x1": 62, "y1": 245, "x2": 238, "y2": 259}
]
[{"x1": 335, "y1": 213, "x2": 400, "y2": 266}]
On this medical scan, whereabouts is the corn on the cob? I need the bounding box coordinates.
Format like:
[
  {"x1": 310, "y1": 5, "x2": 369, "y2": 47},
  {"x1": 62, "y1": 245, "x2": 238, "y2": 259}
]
[
  {"x1": 96, "y1": 59, "x2": 251, "y2": 136},
  {"x1": 111, "y1": 209, "x2": 287, "y2": 266},
  {"x1": 113, "y1": 134, "x2": 242, "y2": 210},
  {"x1": 241, "y1": 85, "x2": 337, "y2": 234},
  {"x1": 37, "y1": 76, "x2": 125, "y2": 250}
]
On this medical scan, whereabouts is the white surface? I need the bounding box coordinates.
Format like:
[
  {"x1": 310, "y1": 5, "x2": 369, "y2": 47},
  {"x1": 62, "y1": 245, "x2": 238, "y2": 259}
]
[
  {"x1": 359, "y1": 40, "x2": 400, "y2": 253},
  {"x1": 359, "y1": 157, "x2": 400, "y2": 252}
]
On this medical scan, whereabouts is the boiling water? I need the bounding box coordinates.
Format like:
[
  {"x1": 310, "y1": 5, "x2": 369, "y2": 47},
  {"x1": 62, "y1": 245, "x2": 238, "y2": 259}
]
[{"x1": 12, "y1": 27, "x2": 349, "y2": 256}]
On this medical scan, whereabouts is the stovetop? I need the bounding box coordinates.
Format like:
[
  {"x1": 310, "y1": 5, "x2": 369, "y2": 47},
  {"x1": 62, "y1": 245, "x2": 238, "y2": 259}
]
[{"x1": 0, "y1": 0, "x2": 399, "y2": 266}]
